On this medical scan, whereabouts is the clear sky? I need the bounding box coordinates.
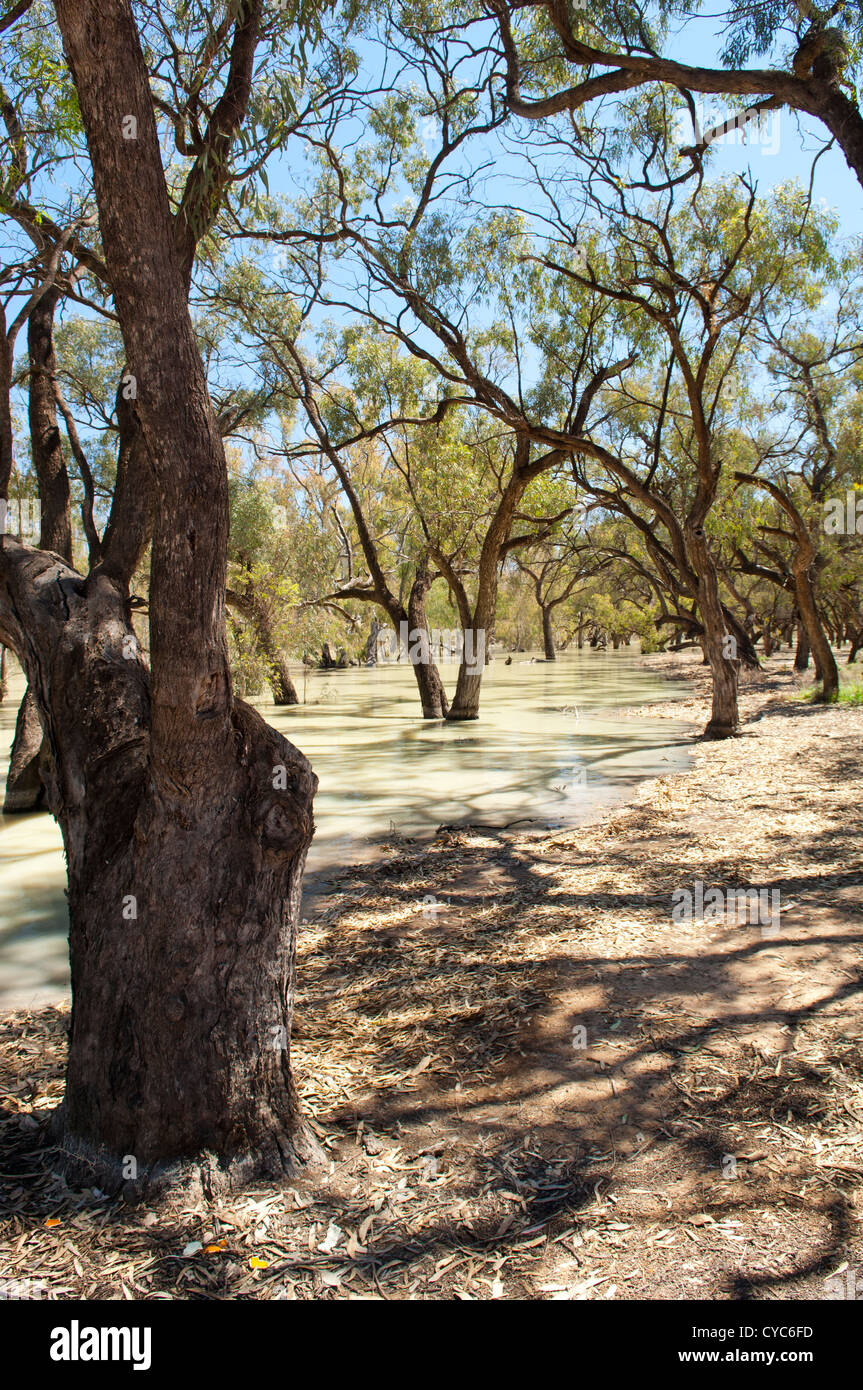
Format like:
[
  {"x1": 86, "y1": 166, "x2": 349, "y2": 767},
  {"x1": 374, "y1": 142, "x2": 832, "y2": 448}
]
[{"x1": 669, "y1": 15, "x2": 863, "y2": 240}]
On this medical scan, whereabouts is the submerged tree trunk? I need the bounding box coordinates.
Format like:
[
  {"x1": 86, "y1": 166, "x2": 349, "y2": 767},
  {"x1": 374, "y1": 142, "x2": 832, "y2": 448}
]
[
  {"x1": 436, "y1": 436, "x2": 563, "y2": 721},
  {"x1": 445, "y1": 580, "x2": 492, "y2": 721},
  {"x1": 541, "y1": 605, "x2": 556, "y2": 660},
  {"x1": 226, "y1": 587, "x2": 299, "y2": 706},
  {"x1": 3, "y1": 0, "x2": 323, "y2": 1192},
  {"x1": 410, "y1": 642, "x2": 450, "y2": 718},
  {"x1": 406, "y1": 568, "x2": 448, "y2": 718},
  {"x1": 364, "y1": 614, "x2": 382, "y2": 666},
  {"x1": 447, "y1": 661, "x2": 484, "y2": 721},
  {"x1": 270, "y1": 657, "x2": 300, "y2": 706}
]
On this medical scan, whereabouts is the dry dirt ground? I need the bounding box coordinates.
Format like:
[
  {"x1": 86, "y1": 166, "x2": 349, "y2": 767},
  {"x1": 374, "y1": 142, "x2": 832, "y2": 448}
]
[{"x1": 1, "y1": 650, "x2": 861, "y2": 1300}]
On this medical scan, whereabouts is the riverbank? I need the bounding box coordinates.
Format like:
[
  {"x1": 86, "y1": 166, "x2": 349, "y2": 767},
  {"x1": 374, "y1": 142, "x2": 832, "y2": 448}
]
[
  {"x1": 1, "y1": 650, "x2": 861, "y2": 1299},
  {"x1": 0, "y1": 649, "x2": 693, "y2": 1010}
]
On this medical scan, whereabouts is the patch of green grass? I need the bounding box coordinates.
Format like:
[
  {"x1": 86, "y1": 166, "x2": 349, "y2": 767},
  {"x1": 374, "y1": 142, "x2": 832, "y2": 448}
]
[
  {"x1": 792, "y1": 672, "x2": 863, "y2": 705},
  {"x1": 837, "y1": 683, "x2": 863, "y2": 706}
]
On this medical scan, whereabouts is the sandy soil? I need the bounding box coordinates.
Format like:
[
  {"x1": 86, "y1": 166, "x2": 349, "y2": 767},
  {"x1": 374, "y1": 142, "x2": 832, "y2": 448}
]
[{"x1": 1, "y1": 650, "x2": 861, "y2": 1300}]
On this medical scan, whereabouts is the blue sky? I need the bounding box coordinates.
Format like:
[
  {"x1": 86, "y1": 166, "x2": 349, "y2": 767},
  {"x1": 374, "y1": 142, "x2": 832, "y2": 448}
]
[{"x1": 669, "y1": 14, "x2": 863, "y2": 239}]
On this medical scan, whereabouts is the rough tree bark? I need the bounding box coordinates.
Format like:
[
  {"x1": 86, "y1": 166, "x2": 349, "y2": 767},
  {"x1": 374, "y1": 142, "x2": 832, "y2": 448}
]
[
  {"x1": 736, "y1": 472, "x2": 838, "y2": 700},
  {"x1": 0, "y1": 0, "x2": 320, "y2": 1192},
  {"x1": 793, "y1": 560, "x2": 837, "y2": 698},
  {"x1": 406, "y1": 564, "x2": 449, "y2": 719},
  {"x1": 364, "y1": 614, "x2": 382, "y2": 666},
  {"x1": 29, "y1": 287, "x2": 72, "y2": 560},
  {"x1": 687, "y1": 521, "x2": 739, "y2": 738},
  {"x1": 4, "y1": 286, "x2": 73, "y2": 813},
  {"x1": 3, "y1": 684, "x2": 46, "y2": 811},
  {"x1": 541, "y1": 605, "x2": 555, "y2": 661}
]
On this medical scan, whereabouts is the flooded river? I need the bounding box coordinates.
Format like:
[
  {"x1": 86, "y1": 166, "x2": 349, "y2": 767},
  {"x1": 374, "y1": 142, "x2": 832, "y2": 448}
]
[{"x1": 0, "y1": 650, "x2": 693, "y2": 1009}]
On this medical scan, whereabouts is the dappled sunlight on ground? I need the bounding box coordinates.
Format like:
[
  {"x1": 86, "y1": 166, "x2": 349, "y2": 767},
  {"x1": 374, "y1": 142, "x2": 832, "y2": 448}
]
[{"x1": 1, "y1": 653, "x2": 861, "y2": 1298}]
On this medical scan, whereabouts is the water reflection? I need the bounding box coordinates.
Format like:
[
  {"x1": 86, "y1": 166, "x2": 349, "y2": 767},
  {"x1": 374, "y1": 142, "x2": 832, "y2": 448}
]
[{"x1": 0, "y1": 651, "x2": 693, "y2": 1008}]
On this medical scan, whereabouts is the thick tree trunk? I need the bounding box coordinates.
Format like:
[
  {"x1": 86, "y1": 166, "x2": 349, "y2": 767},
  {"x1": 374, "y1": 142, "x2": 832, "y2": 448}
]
[
  {"x1": 541, "y1": 605, "x2": 556, "y2": 660},
  {"x1": 447, "y1": 661, "x2": 484, "y2": 720},
  {"x1": 445, "y1": 604, "x2": 491, "y2": 720},
  {"x1": 2, "y1": 549, "x2": 318, "y2": 1194},
  {"x1": 701, "y1": 624, "x2": 739, "y2": 736},
  {"x1": 12, "y1": 0, "x2": 323, "y2": 1192},
  {"x1": 444, "y1": 584, "x2": 492, "y2": 721},
  {"x1": 411, "y1": 647, "x2": 450, "y2": 718}
]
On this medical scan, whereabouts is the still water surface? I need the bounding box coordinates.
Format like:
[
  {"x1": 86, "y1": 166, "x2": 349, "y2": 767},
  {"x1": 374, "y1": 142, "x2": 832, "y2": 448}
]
[{"x1": 0, "y1": 650, "x2": 693, "y2": 1009}]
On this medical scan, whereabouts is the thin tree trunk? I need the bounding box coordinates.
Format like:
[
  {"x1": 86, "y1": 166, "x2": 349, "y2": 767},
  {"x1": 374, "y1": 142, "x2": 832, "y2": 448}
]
[
  {"x1": 29, "y1": 287, "x2": 72, "y2": 561},
  {"x1": 4, "y1": 286, "x2": 74, "y2": 812},
  {"x1": 794, "y1": 619, "x2": 811, "y2": 670},
  {"x1": 2, "y1": 684, "x2": 45, "y2": 812},
  {"x1": 364, "y1": 615, "x2": 381, "y2": 666},
  {"x1": 793, "y1": 563, "x2": 838, "y2": 701},
  {"x1": 226, "y1": 587, "x2": 299, "y2": 706},
  {"x1": 407, "y1": 569, "x2": 448, "y2": 718},
  {"x1": 270, "y1": 659, "x2": 299, "y2": 706},
  {"x1": 688, "y1": 524, "x2": 739, "y2": 737}
]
